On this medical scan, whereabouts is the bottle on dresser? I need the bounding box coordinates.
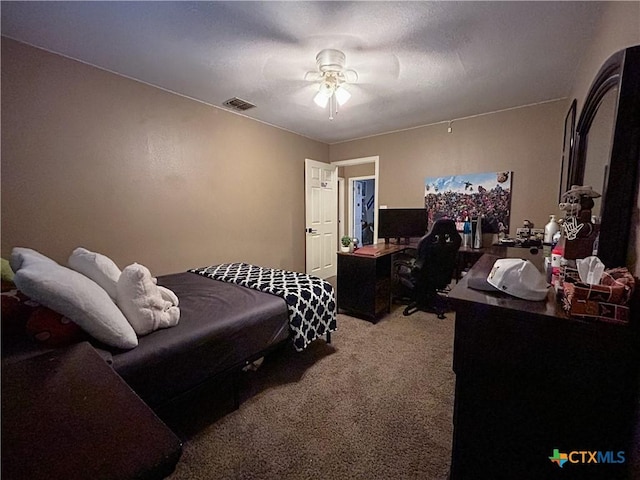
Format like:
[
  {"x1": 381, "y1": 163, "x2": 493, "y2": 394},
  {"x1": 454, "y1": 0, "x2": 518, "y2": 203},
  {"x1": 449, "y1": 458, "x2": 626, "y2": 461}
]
[
  {"x1": 463, "y1": 217, "x2": 472, "y2": 248},
  {"x1": 473, "y1": 216, "x2": 483, "y2": 249},
  {"x1": 544, "y1": 215, "x2": 560, "y2": 244}
]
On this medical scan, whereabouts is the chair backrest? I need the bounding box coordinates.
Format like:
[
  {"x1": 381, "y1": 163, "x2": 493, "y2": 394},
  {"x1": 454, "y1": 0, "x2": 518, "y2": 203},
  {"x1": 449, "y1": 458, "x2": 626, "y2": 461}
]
[{"x1": 414, "y1": 218, "x2": 462, "y2": 290}]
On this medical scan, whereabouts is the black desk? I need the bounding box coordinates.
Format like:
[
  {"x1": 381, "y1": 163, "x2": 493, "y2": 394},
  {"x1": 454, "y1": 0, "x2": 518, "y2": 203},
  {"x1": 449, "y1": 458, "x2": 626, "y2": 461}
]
[
  {"x1": 2, "y1": 342, "x2": 182, "y2": 480},
  {"x1": 337, "y1": 244, "x2": 409, "y2": 320},
  {"x1": 337, "y1": 243, "x2": 548, "y2": 320},
  {"x1": 448, "y1": 254, "x2": 639, "y2": 480}
]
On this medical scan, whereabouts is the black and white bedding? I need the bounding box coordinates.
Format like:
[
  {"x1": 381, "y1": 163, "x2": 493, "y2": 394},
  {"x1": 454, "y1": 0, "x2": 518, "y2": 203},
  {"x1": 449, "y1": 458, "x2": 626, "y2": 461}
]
[{"x1": 190, "y1": 263, "x2": 337, "y2": 351}]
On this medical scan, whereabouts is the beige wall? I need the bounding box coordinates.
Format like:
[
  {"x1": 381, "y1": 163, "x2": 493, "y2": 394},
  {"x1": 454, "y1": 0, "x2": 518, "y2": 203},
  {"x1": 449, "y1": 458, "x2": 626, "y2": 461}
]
[
  {"x1": 338, "y1": 163, "x2": 375, "y2": 179},
  {"x1": 1, "y1": 38, "x2": 328, "y2": 275},
  {"x1": 329, "y1": 100, "x2": 568, "y2": 234}
]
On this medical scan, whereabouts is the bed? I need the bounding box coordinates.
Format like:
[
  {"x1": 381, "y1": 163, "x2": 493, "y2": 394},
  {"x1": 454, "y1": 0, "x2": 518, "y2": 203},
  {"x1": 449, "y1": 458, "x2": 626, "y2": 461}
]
[
  {"x1": 92, "y1": 263, "x2": 336, "y2": 408},
  {"x1": 5, "y1": 250, "x2": 337, "y2": 409}
]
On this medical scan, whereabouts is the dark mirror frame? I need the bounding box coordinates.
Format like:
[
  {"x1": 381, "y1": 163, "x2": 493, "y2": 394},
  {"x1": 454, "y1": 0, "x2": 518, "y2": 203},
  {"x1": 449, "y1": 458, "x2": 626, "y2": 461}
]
[
  {"x1": 571, "y1": 45, "x2": 640, "y2": 268},
  {"x1": 559, "y1": 99, "x2": 577, "y2": 203}
]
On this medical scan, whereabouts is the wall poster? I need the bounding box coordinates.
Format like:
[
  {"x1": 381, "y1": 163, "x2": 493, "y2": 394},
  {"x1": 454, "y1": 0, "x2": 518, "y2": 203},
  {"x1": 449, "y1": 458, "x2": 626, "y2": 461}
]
[{"x1": 424, "y1": 171, "x2": 512, "y2": 234}]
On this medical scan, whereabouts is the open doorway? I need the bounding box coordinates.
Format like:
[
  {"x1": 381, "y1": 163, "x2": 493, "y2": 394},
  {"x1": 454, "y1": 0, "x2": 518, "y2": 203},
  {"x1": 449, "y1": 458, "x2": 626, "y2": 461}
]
[
  {"x1": 331, "y1": 156, "x2": 380, "y2": 247},
  {"x1": 351, "y1": 177, "x2": 375, "y2": 246}
]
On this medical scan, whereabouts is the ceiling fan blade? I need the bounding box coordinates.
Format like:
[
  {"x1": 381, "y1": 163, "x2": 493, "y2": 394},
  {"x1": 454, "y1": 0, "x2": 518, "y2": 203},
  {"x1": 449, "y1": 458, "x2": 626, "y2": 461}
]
[
  {"x1": 262, "y1": 49, "x2": 310, "y2": 81},
  {"x1": 343, "y1": 69, "x2": 358, "y2": 83},
  {"x1": 304, "y1": 71, "x2": 323, "y2": 82},
  {"x1": 348, "y1": 52, "x2": 401, "y2": 83}
]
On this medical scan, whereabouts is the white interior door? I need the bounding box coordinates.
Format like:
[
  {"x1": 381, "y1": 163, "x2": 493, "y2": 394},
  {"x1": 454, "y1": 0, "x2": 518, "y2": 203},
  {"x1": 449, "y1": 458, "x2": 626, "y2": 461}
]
[{"x1": 305, "y1": 159, "x2": 338, "y2": 279}]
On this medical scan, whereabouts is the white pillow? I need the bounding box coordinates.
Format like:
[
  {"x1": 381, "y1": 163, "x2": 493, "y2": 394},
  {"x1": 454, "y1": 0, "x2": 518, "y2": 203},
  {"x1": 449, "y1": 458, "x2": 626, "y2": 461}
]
[
  {"x1": 13, "y1": 259, "x2": 138, "y2": 350},
  {"x1": 117, "y1": 263, "x2": 180, "y2": 336},
  {"x1": 10, "y1": 247, "x2": 58, "y2": 272},
  {"x1": 68, "y1": 247, "x2": 121, "y2": 301}
]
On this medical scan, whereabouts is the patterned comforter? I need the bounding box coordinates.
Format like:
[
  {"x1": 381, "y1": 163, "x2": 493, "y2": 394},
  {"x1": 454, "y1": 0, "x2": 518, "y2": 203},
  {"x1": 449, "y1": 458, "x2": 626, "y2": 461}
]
[{"x1": 189, "y1": 263, "x2": 337, "y2": 351}]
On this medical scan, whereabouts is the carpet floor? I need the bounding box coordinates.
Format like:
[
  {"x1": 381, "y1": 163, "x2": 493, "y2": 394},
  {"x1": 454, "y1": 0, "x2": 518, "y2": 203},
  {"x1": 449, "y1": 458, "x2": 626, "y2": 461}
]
[{"x1": 162, "y1": 305, "x2": 455, "y2": 480}]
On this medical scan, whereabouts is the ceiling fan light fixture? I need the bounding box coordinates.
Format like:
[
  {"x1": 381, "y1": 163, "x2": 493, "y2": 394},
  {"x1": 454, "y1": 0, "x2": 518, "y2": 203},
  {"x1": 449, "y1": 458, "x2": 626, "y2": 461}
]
[
  {"x1": 313, "y1": 90, "x2": 330, "y2": 108},
  {"x1": 307, "y1": 49, "x2": 356, "y2": 120},
  {"x1": 318, "y1": 79, "x2": 335, "y2": 96},
  {"x1": 314, "y1": 79, "x2": 334, "y2": 107},
  {"x1": 335, "y1": 85, "x2": 351, "y2": 106}
]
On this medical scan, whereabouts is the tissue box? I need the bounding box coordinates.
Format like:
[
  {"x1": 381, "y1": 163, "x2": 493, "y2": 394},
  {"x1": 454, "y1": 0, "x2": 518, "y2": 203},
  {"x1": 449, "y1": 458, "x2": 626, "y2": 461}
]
[
  {"x1": 557, "y1": 265, "x2": 579, "y2": 288},
  {"x1": 560, "y1": 266, "x2": 635, "y2": 325}
]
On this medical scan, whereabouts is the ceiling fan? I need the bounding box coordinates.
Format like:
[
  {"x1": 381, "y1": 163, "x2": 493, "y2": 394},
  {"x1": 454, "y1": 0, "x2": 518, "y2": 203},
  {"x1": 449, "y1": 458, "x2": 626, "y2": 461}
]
[{"x1": 304, "y1": 49, "x2": 358, "y2": 120}]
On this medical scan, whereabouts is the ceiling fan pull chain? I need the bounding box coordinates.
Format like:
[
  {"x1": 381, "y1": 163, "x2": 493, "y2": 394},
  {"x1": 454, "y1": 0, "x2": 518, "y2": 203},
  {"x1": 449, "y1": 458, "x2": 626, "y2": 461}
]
[{"x1": 329, "y1": 94, "x2": 334, "y2": 121}]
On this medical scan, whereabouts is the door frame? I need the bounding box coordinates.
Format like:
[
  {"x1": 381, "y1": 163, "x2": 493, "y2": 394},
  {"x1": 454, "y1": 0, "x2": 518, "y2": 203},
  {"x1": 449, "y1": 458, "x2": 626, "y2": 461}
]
[
  {"x1": 331, "y1": 156, "x2": 380, "y2": 244},
  {"x1": 348, "y1": 175, "x2": 376, "y2": 243},
  {"x1": 338, "y1": 177, "x2": 345, "y2": 242}
]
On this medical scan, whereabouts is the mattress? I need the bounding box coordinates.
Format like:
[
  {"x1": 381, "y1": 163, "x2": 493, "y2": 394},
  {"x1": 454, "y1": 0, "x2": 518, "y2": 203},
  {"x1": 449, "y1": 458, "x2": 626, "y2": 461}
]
[{"x1": 109, "y1": 271, "x2": 290, "y2": 407}]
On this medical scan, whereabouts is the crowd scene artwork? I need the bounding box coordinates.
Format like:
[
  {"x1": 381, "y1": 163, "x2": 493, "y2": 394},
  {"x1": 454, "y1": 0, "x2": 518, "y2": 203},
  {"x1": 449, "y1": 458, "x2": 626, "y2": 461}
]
[{"x1": 424, "y1": 171, "x2": 512, "y2": 234}]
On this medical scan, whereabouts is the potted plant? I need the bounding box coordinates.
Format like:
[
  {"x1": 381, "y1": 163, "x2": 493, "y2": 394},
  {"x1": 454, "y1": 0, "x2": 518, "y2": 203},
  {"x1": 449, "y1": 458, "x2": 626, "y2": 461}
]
[{"x1": 340, "y1": 236, "x2": 352, "y2": 253}]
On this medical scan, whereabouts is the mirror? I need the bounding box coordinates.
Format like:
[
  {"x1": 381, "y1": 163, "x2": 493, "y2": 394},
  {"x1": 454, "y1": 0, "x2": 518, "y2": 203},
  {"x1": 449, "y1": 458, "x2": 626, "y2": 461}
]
[
  {"x1": 572, "y1": 45, "x2": 640, "y2": 268},
  {"x1": 559, "y1": 99, "x2": 576, "y2": 203},
  {"x1": 581, "y1": 86, "x2": 617, "y2": 220}
]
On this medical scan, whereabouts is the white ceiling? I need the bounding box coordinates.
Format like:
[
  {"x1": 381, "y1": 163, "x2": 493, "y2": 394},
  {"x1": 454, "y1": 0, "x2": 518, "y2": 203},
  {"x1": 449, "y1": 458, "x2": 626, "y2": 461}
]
[{"x1": 1, "y1": 1, "x2": 604, "y2": 144}]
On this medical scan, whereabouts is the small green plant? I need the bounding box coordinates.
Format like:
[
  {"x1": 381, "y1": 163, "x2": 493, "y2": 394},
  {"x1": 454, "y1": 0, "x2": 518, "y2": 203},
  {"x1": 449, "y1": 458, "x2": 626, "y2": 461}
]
[{"x1": 341, "y1": 235, "x2": 352, "y2": 247}]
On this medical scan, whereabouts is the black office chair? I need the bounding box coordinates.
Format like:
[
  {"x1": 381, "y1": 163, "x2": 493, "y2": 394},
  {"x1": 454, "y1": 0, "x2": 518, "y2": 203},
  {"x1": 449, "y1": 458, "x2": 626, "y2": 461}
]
[{"x1": 395, "y1": 218, "x2": 462, "y2": 319}]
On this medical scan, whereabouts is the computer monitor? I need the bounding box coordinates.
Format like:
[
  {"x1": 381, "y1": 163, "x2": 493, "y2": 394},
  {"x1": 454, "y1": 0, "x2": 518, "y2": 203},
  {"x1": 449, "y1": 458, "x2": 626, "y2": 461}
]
[{"x1": 378, "y1": 208, "x2": 429, "y2": 243}]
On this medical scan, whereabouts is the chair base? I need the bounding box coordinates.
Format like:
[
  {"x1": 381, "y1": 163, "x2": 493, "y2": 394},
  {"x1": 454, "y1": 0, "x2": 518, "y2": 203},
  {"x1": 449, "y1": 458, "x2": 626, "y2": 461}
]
[
  {"x1": 403, "y1": 302, "x2": 447, "y2": 319},
  {"x1": 402, "y1": 293, "x2": 451, "y2": 319}
]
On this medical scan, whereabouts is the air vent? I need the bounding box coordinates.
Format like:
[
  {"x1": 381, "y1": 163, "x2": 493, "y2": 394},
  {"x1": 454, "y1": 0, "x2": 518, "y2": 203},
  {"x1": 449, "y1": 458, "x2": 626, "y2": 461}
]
[{"x1": 222, "y1": 97, "x2": 256, "y2": 111}]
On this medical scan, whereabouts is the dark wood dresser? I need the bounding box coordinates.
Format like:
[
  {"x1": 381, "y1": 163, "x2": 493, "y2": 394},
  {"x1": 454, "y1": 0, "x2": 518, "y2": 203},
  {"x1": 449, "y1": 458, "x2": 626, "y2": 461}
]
[
  {"x1": 2, "y1": 342, "x2": 182, "y2": 480},
  {"x1": 448, "y1": 254, "x2": 639, "y2": 480}
]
